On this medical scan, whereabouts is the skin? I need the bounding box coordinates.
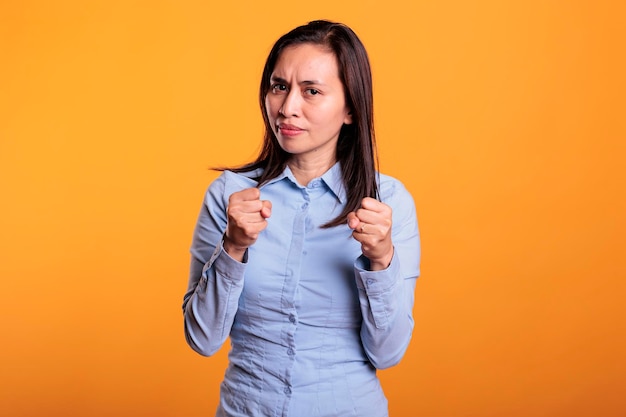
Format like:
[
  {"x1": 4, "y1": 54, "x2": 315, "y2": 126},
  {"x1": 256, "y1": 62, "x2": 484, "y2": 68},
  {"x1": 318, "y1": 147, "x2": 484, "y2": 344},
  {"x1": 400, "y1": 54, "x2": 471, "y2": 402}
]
[
  {"x1": 223, "y1": 43, "x2": 394, "y2": 270},
  {"x1": 267, "y1": 43, "x2": 352, "y2": 185}
]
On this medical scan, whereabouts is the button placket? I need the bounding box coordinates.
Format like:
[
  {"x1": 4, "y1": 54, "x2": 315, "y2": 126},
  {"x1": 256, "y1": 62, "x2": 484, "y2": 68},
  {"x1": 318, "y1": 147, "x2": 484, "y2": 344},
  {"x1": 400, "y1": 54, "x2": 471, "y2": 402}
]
[{"x1": 278, "y1": 187, "x2": 308, "y2": 406}]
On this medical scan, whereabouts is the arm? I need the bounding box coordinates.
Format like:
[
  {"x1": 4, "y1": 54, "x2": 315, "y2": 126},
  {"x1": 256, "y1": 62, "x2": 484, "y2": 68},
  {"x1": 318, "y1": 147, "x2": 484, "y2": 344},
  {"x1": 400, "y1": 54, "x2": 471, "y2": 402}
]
[
  {"x1": 350, "y1": 181, "x2": 421, "y2": 369},
  {"x1": 182, "y1": 173, "x2": 271, "y2": 356},
  {"x1": 182, "y1": 175, "x2": 246, "y2": 356}
]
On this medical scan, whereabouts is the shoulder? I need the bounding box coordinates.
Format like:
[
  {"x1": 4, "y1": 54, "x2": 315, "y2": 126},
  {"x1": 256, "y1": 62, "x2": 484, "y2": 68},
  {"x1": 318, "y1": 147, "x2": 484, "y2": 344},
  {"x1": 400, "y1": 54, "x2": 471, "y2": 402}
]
[
  {"x1": 205, "y1": 169, "x2": 262, "y2": 203},
  {"x1": 377, "y1": 173, "x2": 414, "y2": 206},
  {"x1": 377, "y1": 173, "x2": 419, "y2": 238}
]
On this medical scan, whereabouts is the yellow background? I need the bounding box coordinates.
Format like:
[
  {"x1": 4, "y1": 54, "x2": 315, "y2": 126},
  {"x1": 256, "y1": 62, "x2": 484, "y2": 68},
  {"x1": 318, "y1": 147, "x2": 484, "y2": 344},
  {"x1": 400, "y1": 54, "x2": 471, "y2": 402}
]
[{"x1": 1, "y1": 1, "x2": 624, "y2": 416}]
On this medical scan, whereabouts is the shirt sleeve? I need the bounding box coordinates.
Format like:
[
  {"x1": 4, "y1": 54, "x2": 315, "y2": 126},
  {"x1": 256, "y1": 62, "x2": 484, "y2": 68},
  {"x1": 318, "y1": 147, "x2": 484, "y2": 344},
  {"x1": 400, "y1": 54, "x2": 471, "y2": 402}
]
[
  {"x1": 354, "y1": 179, "x2": 421, "y2": 369},
  {"x1": 182, "y1": 172, "x2": 248, "y2": 357}
]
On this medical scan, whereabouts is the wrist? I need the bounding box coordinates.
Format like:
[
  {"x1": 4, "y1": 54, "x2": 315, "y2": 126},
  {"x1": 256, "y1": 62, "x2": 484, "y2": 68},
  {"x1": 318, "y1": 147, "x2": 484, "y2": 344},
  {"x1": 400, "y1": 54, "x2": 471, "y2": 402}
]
[
  {"x1": 368, "y1": 248, "x2": 394, "y2": 271},
  {"x1": 223, "y1": 235, "x2": 247, "y2": 262}
]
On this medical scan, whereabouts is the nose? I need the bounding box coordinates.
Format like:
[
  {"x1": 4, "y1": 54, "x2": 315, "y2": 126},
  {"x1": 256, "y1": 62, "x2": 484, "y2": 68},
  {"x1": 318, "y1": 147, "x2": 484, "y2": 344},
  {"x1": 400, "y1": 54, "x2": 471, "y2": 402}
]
[{"x1": 279, "y1": 89, "x2": 301, "y2": 117}]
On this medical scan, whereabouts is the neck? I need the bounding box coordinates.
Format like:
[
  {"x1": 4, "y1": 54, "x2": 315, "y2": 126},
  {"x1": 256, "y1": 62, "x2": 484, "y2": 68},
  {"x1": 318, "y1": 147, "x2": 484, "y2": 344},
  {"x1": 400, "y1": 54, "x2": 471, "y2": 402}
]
[{"x1": 288, "y1": 154, "x2": 336, "y2": 186}]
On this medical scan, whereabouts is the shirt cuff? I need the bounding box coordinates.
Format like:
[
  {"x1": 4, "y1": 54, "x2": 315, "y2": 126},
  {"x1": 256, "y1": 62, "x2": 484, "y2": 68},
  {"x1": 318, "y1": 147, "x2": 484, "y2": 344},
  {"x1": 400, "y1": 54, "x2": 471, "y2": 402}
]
[
  {"x1": 354, "y1": 249, "x2": 400, "y2": 295},
  {"x1": 202, "y1": 238, "x2": 247, "y2": 283}
]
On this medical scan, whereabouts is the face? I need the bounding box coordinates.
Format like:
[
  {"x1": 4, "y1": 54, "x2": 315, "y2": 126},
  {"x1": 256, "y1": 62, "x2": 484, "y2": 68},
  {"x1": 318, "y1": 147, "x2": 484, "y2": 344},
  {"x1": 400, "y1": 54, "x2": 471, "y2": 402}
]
[{"x1": 265, "y1": 43, "x2": 352, "y2": 165}]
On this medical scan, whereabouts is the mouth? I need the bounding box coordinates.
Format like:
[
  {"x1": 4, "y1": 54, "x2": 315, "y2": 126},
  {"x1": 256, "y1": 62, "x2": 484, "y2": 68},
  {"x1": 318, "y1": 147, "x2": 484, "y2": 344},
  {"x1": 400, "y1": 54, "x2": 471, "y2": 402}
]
[{"x1": 277, "y1": 124, "x2": 304, "y2": 137}]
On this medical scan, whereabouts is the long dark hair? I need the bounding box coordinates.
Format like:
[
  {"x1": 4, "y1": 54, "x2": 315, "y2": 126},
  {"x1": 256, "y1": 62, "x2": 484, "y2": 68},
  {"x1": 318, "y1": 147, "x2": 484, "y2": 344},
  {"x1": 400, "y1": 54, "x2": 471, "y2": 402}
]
[{"x1": 226, "y1": 20, "x2": 379, "y2": 228}]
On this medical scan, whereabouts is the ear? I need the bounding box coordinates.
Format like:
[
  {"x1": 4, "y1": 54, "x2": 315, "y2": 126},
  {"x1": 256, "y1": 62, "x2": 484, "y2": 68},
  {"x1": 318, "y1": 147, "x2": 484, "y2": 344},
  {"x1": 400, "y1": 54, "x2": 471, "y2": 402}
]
[{"x1": 343, "y1": 108, "x2": 353, "y2": 125}]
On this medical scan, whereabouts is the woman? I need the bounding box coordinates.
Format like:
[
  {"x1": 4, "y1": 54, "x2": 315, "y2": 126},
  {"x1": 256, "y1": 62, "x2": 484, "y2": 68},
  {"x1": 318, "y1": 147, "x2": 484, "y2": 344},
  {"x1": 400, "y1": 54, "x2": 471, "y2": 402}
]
[{"x1": 183, "y1": 20, "x2": 420, "y2": 417}]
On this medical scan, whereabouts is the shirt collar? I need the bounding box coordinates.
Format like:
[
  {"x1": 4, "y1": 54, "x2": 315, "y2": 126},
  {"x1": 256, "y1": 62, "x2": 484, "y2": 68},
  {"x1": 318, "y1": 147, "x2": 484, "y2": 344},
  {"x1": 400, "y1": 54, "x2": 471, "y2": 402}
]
[
  {"x1": 319, "y1": 162, "x2": 346, "y2": 204},
  {"x1": 258, "y1": 162, "x2": 346, "y2": 204}
]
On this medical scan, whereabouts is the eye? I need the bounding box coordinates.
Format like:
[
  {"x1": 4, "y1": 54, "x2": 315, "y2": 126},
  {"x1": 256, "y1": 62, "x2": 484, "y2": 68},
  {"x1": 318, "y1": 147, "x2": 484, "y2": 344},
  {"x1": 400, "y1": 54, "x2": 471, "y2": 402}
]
[
  {"x1": 271, "y1": 83, "x2": 287, "y2": 93},
  {"x1": 305, "y1": 88, "x2": 320, "y2": 95}
]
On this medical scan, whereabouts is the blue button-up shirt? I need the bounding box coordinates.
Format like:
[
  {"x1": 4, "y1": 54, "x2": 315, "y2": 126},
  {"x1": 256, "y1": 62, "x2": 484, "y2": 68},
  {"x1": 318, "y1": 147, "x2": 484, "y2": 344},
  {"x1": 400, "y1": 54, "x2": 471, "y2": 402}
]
[{"x1": 183, "y1": 163, "x2": 420, "y2": 417}]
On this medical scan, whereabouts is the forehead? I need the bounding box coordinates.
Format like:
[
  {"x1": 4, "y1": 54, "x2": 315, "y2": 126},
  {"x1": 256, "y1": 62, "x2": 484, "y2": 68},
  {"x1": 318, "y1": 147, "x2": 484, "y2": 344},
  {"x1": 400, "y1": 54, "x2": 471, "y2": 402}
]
[{"x1": 272, "y1": 43, "x2": 340, "y2": 79}]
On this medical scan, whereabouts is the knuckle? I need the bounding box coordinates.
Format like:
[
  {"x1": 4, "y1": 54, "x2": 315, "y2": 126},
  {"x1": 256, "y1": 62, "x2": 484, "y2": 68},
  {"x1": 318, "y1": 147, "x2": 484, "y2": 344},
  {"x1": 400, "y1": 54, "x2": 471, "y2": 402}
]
[{"x1": 249, "y1": 187, "x2": 260, "y2": 198}]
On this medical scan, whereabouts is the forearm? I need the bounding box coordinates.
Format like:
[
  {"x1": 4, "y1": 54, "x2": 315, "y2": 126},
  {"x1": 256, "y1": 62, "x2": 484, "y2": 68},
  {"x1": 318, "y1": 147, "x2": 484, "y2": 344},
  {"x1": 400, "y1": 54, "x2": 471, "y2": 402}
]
[
  {"x1": 356, "y1": 252, "x2": 417, "y2": 369},
  {"x1": 183, "y1": 243, "x2": 246, "y2": 356}
]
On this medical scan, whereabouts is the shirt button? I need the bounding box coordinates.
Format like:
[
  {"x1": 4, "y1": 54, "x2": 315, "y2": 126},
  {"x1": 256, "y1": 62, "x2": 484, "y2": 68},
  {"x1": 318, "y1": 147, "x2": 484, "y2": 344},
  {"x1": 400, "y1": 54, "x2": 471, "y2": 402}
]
[
  {"x1": 366, "y1": 279, "x2": 375, "y2": 287},
  {"x1": 289, "y1": 314, "x2": 296, "y2": 324},
  {"x1": 301, "y1": 202, "x2": 309, "y2": 209},
  {"x1": 284, "y1": 387, "x2": 291, "y2": 395},
  {"x1": 287, "y1": 348, "x2": 295, "y2": 356}
]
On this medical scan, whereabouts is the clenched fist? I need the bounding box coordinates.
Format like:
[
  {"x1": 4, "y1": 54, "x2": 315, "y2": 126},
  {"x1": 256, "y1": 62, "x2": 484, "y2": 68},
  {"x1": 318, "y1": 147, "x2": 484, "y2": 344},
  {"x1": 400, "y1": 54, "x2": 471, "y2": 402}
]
[
  {"x1": 347, "y1": 197, "x2": 394, "y2": 271},
  {"x1": 223, "y1": 187, "x2": 272, "y2": 261}
]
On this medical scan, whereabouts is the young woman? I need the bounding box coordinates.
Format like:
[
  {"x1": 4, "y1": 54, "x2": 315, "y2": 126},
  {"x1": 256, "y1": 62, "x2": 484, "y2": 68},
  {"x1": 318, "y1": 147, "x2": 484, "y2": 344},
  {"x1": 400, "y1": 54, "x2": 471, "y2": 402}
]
[{"x1": 183, "y1": 20, "x2": 421, "y2": 417}]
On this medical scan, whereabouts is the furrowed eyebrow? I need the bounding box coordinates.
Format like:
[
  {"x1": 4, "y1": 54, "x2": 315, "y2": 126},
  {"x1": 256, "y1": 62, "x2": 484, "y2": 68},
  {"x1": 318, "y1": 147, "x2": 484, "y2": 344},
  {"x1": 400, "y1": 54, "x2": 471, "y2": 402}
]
[
  {"x1": 300, "y1": 80, "x2": 324, "y2": 86},
  {"x1": 270, "y1": 76, "x2": 324, "y2": 86}
]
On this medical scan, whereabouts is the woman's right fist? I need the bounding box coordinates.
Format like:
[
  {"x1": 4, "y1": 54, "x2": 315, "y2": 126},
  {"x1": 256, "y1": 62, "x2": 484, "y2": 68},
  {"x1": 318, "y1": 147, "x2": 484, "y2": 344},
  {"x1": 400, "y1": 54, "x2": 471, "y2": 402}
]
[{"x1": 223, "y1": 188, "x2": 272, "y2": 261}]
